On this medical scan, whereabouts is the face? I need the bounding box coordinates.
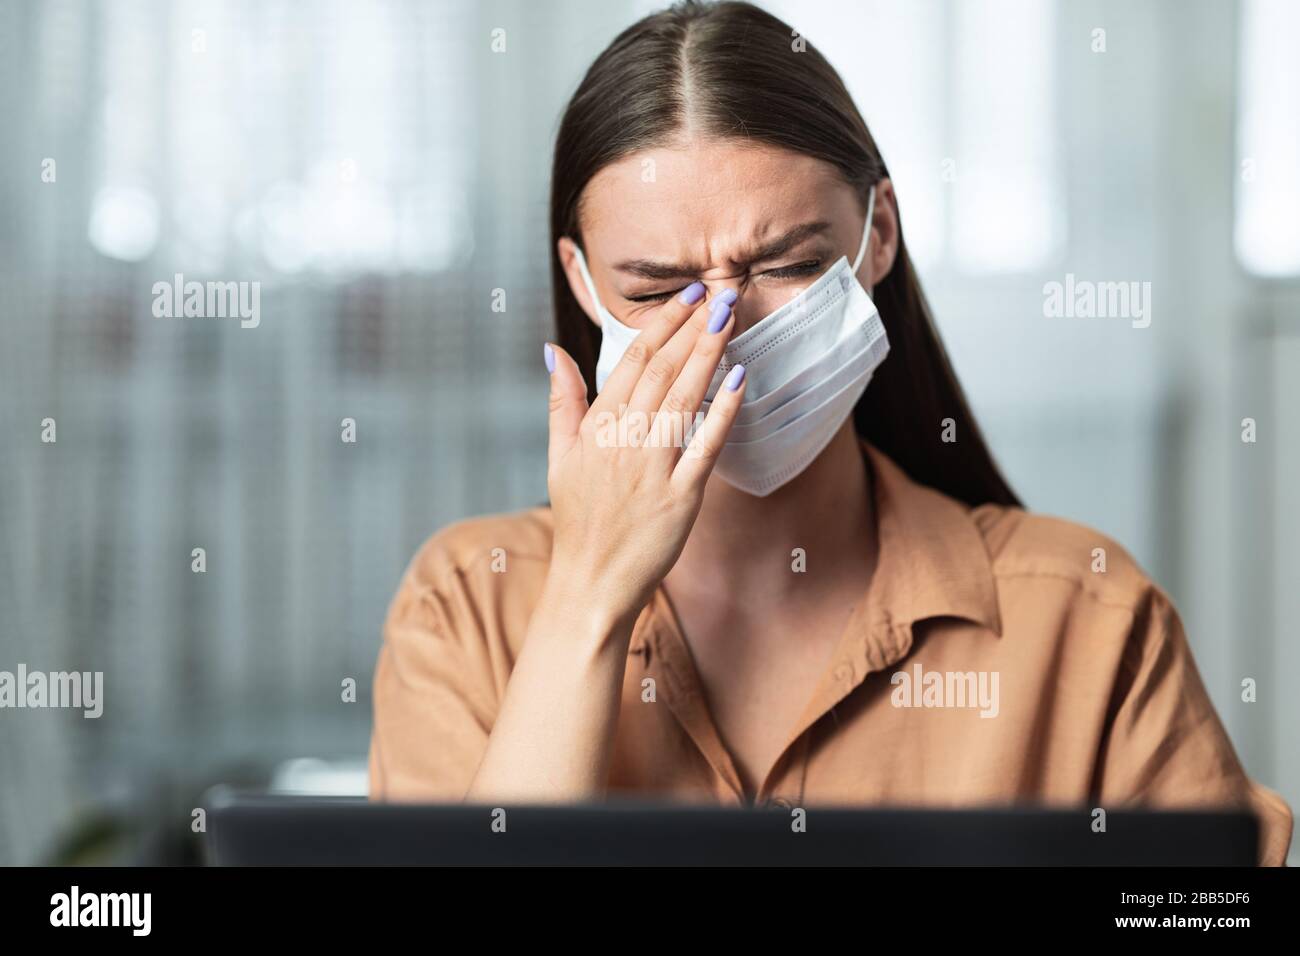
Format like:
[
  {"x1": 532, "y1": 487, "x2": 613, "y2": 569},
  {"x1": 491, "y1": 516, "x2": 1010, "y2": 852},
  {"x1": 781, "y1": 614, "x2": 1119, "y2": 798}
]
[{"x1": 559, "y1": 138, "x2": 897, "y2": 337}]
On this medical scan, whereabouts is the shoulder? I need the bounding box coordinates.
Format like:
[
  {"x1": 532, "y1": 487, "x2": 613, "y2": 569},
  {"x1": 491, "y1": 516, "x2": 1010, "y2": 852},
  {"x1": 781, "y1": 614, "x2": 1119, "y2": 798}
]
[
  {"x1": 966, "y1": 504, "x2": 1191, "y2": 680},
  {"x1": 969, "y1": 503, "x2": 1166, "y2": 615},
  {"x1": 385, "y1": 507, "x2": 554, "y2": 650},
  {"x1": 404, "y1": 506, "x2": 554, "y2": 592},
  {"x1": 380, "y1": 507, "x2": 554, "y2": 662}
]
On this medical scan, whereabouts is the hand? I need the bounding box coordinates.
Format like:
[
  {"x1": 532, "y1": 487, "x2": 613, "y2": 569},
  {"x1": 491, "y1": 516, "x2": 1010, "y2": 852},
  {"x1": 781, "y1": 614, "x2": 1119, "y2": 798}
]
[{"x1": 543, "y1": 284, "x2": 747, "y2": 627}]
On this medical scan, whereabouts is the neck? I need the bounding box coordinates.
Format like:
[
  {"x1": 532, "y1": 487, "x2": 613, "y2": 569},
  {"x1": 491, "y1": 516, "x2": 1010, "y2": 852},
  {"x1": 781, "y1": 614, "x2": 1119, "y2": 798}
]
[{"x1": 665, "y1": 421, "x2": 876, "y2": 605}]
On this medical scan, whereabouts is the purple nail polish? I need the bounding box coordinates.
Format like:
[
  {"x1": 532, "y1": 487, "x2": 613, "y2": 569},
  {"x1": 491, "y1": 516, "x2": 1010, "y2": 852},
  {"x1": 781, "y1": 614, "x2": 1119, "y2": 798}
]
[
  {"x1": 724, "y1": 364, "x2": 746, "y2": 391},
  {"x1": 718, "y1": 288, "x2": 739, "y2": 306},
  {"x1": 544, "y1": 343, "x2": 556, "y2": 374},
  {"x1": 707, "y1": 300, "x2": 731, "y2": 333},
  {"x1": 678, "y1": 281, "x2": 706, "y2": 305}
]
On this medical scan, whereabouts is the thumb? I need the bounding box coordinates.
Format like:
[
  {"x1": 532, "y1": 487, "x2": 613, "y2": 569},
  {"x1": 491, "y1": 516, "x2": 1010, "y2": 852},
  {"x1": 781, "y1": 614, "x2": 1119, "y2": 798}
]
[{"x1": 545, "y1": 342, "x2": 588, "y2": 463}]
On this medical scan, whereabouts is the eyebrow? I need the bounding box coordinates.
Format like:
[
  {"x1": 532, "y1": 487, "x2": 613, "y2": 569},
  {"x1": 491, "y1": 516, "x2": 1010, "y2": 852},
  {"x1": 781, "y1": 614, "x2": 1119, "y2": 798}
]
[{"x1": 611, "y1": 221, "x2": 834, "y2": 280}]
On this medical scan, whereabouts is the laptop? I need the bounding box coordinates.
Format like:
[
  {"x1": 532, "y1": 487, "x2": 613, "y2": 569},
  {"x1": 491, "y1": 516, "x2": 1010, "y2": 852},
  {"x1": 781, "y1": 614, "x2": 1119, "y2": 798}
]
[{"x1": 204, "y1": 792, "x2": 1258, "y2": 865}]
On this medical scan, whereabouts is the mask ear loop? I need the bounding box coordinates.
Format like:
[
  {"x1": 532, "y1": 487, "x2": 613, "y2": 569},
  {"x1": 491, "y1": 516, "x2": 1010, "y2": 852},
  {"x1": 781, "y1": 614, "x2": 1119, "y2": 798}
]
[
  {"x1": 569, "y1": 243, "x2": 608, "y2": 324},
  {"x1": 851, "y1": 185, "x2": 877, "y2": 275}
]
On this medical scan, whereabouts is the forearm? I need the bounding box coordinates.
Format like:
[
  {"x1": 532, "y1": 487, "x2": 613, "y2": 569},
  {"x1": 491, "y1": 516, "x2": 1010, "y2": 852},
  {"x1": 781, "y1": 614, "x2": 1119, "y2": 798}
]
[
  {"x1": 468, "y1": 298, "x2": 741, "y2": 802},
  {"x1": 465, "y1": 570, "x2": 636, "y2": 803}
]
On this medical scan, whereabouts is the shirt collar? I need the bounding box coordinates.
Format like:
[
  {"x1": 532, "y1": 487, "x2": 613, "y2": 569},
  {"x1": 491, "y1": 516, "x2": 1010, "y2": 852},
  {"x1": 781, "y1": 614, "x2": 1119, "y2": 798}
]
[
  {"x1": 863, "y1": 440, "x2": 1003, "y2": 636},
  {"x1": 629, "y1": 439, "x2": 1004, "y2": 655}
]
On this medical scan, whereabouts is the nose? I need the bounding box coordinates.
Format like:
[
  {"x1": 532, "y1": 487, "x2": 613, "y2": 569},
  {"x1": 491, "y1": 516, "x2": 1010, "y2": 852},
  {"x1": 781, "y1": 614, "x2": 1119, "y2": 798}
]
[
  {"x1": 700, "y1": 274, "x2": 757, "y2": 334},
  {"x1": 700, "y1": 272, "x2": 747, "y2": 297}
]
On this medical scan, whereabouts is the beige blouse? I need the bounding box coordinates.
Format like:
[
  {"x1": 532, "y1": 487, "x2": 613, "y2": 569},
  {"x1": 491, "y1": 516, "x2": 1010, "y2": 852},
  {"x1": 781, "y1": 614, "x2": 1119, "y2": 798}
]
[{"x1": 369, "y1": 441, "x2": 1293, "y2": 865}]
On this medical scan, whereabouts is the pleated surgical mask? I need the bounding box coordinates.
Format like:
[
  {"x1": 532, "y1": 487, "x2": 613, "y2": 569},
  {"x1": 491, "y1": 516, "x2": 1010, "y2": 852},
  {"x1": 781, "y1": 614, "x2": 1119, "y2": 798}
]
[{"x1": 571, "y1": 185, "x2": 888, "y2": 496}]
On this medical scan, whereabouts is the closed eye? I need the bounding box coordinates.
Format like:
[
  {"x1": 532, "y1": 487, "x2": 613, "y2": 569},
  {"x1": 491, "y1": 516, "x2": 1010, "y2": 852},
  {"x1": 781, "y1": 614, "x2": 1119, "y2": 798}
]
[
  {"x1": 625, "y1": 261, "x2": 823, "y2": 303},
  {"x1": 756, "y1": 260, "x2": 822, "y2": 280},
  {"x1": 626, "y1": 287, "x2": 682, "y2": 304}
]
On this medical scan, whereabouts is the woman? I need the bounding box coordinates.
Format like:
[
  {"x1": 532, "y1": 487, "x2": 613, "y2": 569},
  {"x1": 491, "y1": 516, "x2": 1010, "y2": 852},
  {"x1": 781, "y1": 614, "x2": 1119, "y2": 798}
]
[{"x1": 369, "y1": 0, "x2": 1291, "y2": 864}]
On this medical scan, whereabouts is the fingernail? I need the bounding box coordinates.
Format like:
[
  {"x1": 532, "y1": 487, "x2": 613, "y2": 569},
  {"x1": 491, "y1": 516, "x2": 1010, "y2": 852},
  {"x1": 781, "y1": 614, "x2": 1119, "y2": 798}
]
[
  {"x1": 707, "y1": 300, "x2": 731, "y2": 333},
  {"x1": 718, "y1": 288, "x2": 739, "y2": 305},
  {"x1": 544, "y1": 343, "x2": 556, "y2": 374},
  {"x1": 724, "y1": 364, "x2": 746, "y2": 391},
  {"x1": 678, "y1": 281, "x2": 706, "y2": 305}
]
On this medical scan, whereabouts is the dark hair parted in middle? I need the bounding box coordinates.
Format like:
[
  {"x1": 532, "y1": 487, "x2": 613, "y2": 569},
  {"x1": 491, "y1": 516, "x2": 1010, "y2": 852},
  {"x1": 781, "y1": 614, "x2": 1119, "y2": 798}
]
[{"x1": 550, "y1": 0, "x2": 1020, "y2": 509}]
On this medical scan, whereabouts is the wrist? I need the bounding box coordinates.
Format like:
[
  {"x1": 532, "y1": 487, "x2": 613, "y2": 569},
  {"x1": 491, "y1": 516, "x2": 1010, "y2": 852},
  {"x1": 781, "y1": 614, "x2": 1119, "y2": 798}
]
[{"x1": 539, "y1": 560, "x2": 641, "y2": 642}]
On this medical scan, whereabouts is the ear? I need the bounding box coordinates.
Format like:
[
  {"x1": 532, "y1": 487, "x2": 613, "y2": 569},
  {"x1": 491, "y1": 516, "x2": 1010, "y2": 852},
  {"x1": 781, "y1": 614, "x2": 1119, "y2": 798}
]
[
  {"x1": 556, "y1": 236, "x2": 604, "y2": 329},
  {"x1": 864, "y1": 178, "x2": 899, "y2": 288}
]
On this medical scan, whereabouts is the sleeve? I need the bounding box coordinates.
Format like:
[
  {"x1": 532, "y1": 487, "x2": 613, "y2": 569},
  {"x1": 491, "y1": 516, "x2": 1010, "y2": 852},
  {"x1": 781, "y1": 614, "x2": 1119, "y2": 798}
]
[
  {"x1": 368, "y1": 558, "x2": 501, "y2": 802},
  {"x1": 1094, "y1": 586, "x2": 1293, "y2": 866}
]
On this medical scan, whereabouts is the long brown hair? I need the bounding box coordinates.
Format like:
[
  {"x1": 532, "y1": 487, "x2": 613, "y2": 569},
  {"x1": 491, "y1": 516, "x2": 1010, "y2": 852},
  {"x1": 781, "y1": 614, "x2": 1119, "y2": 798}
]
[{"x1": 550, "y1": 0, "x2": 1021, "y2": 508}]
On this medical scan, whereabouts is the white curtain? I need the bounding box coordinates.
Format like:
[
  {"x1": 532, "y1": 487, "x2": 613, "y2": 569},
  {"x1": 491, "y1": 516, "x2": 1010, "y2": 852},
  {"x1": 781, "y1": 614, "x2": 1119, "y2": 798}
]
[{"x1": 1, "y1": 0, "x2": 1297, "y2": 864}]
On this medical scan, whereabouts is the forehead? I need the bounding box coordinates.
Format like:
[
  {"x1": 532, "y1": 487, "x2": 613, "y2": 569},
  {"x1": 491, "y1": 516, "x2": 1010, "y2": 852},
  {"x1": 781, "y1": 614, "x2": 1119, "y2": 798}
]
[{"x1": 578, "y1": 139, "x2": 855, "y2": 266}]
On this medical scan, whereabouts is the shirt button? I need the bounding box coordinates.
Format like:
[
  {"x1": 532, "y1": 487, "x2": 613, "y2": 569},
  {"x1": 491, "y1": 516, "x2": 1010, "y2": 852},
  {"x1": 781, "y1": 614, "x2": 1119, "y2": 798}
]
[
  {"x1": 833, "y1": 660, "x2": 854, "y2": 682},
  {"x1": 772, "y1": 797, "x2": 792, "y2": 809}
]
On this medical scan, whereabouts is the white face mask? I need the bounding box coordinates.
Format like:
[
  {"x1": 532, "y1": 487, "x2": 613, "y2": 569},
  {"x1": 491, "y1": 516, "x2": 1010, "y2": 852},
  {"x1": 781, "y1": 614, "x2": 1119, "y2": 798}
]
[{"x1": 571, "y1": 186, "x2": 889, "y2": 497}]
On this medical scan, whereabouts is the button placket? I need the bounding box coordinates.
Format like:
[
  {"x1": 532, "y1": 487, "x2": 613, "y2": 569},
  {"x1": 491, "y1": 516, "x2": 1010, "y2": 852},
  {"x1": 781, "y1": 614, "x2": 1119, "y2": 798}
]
[{"x1": 646, "y1": 610, "x2": 747, "y2": 802}]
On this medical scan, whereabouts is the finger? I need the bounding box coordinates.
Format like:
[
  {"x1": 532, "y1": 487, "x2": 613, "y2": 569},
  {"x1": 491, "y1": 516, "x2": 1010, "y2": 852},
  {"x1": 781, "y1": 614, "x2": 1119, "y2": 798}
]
[
  {"x1": 654, "y1": 297, "x2": 735, "y2": 433},
  {"x1": 591, "y1": 280, "x2": 708, "y2": 413},
  {"x1": 625, "y1": 288, "x2": 738, "y2": 418},
  {"x1": 672, "y1": 363, "x2": 746, "y2": 492},
  {"x1": 545, "y1": 343, "x2": 588, "y2": 465}
]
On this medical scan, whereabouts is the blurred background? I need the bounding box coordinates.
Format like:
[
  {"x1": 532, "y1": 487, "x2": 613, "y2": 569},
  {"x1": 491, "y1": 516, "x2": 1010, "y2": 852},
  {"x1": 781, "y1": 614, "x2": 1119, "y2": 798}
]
[{"x1": 0, "y1": 0, "x2": 1297, "y2": 865}]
